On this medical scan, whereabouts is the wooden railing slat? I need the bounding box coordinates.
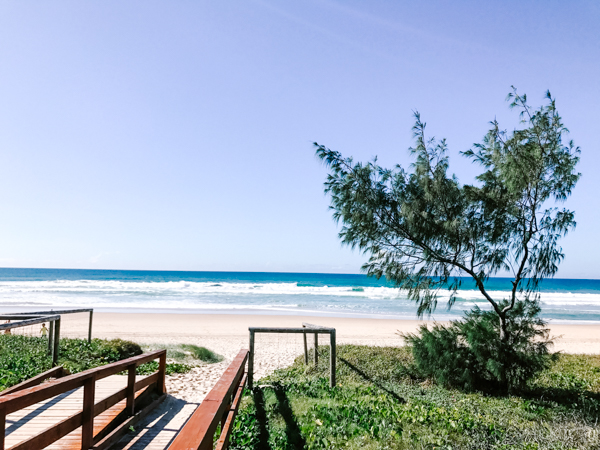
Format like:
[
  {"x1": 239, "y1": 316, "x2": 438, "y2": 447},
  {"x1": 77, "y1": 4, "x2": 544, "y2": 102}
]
[
  {"x1": 0, "y1": 350, "x2": 167, "y2": 450},
  {"x1": 169, "y1": 349, "x2": 248, "y2": 450},
  {"x1": 0, "y1": 350, "x2": 165, "y2": 414},
  {"x1": 215, "y1": 373, "x2": 247, "y2": 450}
]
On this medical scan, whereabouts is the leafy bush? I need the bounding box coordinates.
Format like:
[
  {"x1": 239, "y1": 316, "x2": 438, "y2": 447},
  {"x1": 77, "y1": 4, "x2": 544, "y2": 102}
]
[
  {"x1": 0, "y1": 335, "x2": 190, "y2": 391},
  {"x1": 0, "y1": 335, "x2": 51, "y2": 390},
  {"x1": 59, "y1": 338, "x2": 143, "y2": 373},
  {"x1": 405, "y1": 302, "x2": 555, "y2": 392},
  {"x1": 137, "y1": 361, "x2": 191, "y2": 375}
]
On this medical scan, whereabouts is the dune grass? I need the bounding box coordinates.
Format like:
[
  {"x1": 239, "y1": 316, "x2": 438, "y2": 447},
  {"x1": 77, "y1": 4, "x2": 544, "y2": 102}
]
[
  {"x1": 141, "y1": 343, "x2": 223, "y2": 364},
  {"x1": 230, "y1": 345, "x2": 600, "y2": 450}
]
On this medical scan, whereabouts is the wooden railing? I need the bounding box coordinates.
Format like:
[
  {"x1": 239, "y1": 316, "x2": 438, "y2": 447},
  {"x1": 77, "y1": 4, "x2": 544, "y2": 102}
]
[
  {"x1": 0, "y1": 366, "x2": 67, "y2": 398},
  {"x1": 169, "y1": 349, "x2": 248, "y2": 450},
  {"x1": 0, "y1": 350, "x2": 167, "y2": 450}
]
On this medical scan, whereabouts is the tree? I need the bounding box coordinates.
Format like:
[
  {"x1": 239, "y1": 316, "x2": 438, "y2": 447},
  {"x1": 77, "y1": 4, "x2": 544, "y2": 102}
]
[{"x1": 315, "y1": 89, "x2": 580, "y2": 390}]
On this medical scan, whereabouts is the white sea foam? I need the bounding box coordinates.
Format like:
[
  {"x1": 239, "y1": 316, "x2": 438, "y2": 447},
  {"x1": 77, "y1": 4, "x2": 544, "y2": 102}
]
[{"x1": 0, "y1": 279, "x2": 599, "y2": 318}]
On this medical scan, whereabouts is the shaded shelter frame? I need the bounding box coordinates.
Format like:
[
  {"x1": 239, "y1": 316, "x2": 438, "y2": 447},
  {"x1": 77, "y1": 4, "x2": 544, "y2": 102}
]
[{"x1": 248, "y1": 323, "x2": 336, "y2": 389}]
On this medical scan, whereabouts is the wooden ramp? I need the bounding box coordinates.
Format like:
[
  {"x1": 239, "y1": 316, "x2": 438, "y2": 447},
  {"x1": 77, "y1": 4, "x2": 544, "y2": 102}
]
[
  {"x1": 0, "y1": 351, "x2": 168, "y2": 450},
  {"x1": 6, "y1": 375, "x2": 132, "y2": 449}
]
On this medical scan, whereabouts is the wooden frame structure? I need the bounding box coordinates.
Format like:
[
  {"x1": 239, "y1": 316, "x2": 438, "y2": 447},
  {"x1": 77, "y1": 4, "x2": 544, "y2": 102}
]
[
  {"x1": 0, "y1": 349, "x2": 167, "y2": 450},
  {"x1": 248, "y1": 324, "x2": 336, "y2": 389},
  {"x1": 11, "y1": 308, "x2": 94, "y2": 343},
  {"x1": 0, "y1": 314, "x2": 62, "y2": 366},
  {"x1": 169, "y1": 349, "x2": 249, "y2": 450},
  {"x1": 0, "y1": 308, "x2": 95, "y2": 367}
]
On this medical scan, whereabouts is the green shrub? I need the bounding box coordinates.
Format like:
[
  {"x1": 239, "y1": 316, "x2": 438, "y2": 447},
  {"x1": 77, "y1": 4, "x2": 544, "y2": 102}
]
[
  {"x1": 0, "y1": 335, "x2": 51, "y2": 390},
  {"x1": 137, "y1": 361, "x2": 191, "y2": 375},
  {"x1": 59, "y1": 338, "x2": 142, "y2": 373},
  {"x1": 405, "y1": 302, "x2": 555, "y2": 392}
]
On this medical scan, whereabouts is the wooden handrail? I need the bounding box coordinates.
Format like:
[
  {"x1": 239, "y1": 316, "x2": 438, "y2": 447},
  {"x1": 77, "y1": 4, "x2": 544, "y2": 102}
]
[
  {"x1": 0, "y1": 350, "x2": 167, "y2": 450},
  {"x1": 0, "y1": 350, "x2": 165, "y2": 415},
  {"x1": 0, "y1": 366, "x2": 66, "y2": 397},
  {"x1": 169, "y1": 349, "x2": 249, "y2": 450}
]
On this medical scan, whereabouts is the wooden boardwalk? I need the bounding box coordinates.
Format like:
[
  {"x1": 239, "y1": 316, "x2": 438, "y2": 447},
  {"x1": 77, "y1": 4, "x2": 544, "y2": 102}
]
[{"x1": 5, "y1": 375, "x2": 134, "y2": 449}]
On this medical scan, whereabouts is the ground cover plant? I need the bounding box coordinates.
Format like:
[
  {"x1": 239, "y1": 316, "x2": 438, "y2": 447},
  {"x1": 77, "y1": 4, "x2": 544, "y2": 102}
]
[
  {"x1": 0, "y1": 335, "x2": 209, "y2": 390},
  {"x1": 316, "y1": 90, "x2": 580, "y2": 392},
  {"x1": 230, "y1": 345, "x2": 600, "y2": 450}
]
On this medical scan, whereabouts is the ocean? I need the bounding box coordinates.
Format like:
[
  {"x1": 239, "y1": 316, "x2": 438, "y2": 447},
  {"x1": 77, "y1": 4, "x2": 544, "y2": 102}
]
[{"x1": 0, "y1": 268, "x2": 597, "y2": 322}]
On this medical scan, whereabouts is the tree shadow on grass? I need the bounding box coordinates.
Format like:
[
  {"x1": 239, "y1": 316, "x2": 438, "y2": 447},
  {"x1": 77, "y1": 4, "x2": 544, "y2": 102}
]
[
  {"x1": 252, "y1": 387, "x2": 272, "y2": 450},
  {"x1": 273, "y1": 385, "x2": 306, "y2": 450},
  {"x1": 339, "y1": 357, "x2": 406, "y2": 404}
]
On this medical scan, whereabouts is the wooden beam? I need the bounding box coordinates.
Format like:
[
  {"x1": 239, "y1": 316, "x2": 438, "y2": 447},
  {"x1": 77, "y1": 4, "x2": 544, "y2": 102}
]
[
  {"x1": 0, "y1": 366, "x2": 64, "y2": 397},
  {"x1": 330, "y1": 329, "x2": 336, "y2": 388},
  {"x1": 88, "y1": 309, "x2": 94, "y2": 342},
  {"x1": 215, "y1": 373, "x2": 247, "y2": 450},
  {"x1": 82, "y1": 375, "x2": 97, "y2": 449},
  {"x1": 248, "y1": 331, "x2": 255, "y2": 389},
  {"x1": 169, "y1": 350, "x2": 248, "y2": 450},
  {"x1": 52, "y1": 317, "x2": 61, "y2": 367},
  {"x1": 248, "y1": 327, "x2": 333, "y2": 334}
]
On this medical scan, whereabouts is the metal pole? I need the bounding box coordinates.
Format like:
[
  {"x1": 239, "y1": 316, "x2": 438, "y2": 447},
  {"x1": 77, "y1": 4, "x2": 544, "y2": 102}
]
[
  {"x1": 88, "y1": 310, "x2": 93, "y2": 343},
  {"x1": 52, "y1": 317, "x2": 61, "y2": 367},
  {"x1": 314, "y1": 332, "x2": 318, "y2": 367},
  {"x1": 330, "y1": 330, "x2": 336, "y2": 388},
  {"x1": 248, "y1": 330, "x2": 255, "y2": 389}
]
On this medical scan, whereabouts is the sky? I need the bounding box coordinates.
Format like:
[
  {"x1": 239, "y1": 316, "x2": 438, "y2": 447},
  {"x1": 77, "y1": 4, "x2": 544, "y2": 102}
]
[{"x1": 0, "y1": 1, "x2": 598, "y2": 277}]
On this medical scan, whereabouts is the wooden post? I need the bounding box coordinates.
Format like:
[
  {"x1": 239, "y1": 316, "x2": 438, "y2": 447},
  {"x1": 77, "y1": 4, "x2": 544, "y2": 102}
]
[
  {"x1": 314, "y1": 332, "x2": 318, "y2": 366},
  {"x1": 82, "y1": 375, "x2": 96, "y2": 449},
  {"x1": 0, "y1": 406, "x2": 5, "y2": 450},
  {"x1": 330, "y1": 330, "x2": 336, "y2": 388},
  {"x1": 88, "y1": 310, "x2": 93, "y2": 343},
  {"x1": 303, "y1": 330, "x2": 308, "y2": 365},
  {"x1": 126, "y1": 363, "x2": 136, "y2": 416},
  {"x1": 52, "y1": 318, "x2": 61, "y2": 367},
  {"x1": 248, "y1": 330, "x2": 255, "y2": 389},
  {"x1": 157, "y1": 353, "x2": 167, "y2": 394},
  {"x1": 48, "y1": 320, "x2": 54, "y2": 355}
]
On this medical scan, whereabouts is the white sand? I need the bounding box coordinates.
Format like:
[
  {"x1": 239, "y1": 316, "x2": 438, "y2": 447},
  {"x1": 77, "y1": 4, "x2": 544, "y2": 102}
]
[{"x1": 58, "y1": 312, "x2": 600, "y2": 403}]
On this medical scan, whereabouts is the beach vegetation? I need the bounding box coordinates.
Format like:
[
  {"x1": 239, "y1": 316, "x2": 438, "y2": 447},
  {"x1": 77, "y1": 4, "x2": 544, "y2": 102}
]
[
  {"x1": 0, "y1": 335, "x2": 192, "y2": 391},
  {"x1": 230, "y1": 345, "x2": 600, "y2": 449},
  {"x1": 142, "y1": 343, "x2": 224, "y2": 364},
  {"x1": 315, "y1": 89, "x2": 580, "y2": 391}
]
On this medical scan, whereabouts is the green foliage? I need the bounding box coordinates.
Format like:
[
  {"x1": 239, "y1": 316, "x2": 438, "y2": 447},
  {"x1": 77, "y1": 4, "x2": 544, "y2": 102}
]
[
  {"x1": 0, "y1": 335, "x2": 191, "y2": 391},
  {"x1": 142, "y1": 343, "x2": 224, "y2": 364},
  {"x1": 0, "y1": 335, "x2": 51, "y2": 390},
  {"x1": 316, "y1": 89, "x2": 580, "y2": 390},
  {"x1": 230, "y1": 345, "x2": 600, "y2": 450},
  {"x1": 405, "y1": 303, "x2": 555, "y2": 392},
  {"x1": 137, "y1": 360, "x2": 191, "y2": 375},
  {"x1": 58, "y1": 338, "x2": 142, "y2": 373}
]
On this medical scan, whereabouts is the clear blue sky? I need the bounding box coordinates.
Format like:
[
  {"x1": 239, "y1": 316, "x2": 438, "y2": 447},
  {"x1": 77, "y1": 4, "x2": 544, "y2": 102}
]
[{"x1": 0, "y1": 1, "x2": 598, "y2": 277}]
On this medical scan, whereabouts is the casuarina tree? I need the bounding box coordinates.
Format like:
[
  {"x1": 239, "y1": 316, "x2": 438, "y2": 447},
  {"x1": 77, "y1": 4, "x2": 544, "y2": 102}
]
[{"x1": 316, "y1": 89, "x2": 580, "y2": 391}]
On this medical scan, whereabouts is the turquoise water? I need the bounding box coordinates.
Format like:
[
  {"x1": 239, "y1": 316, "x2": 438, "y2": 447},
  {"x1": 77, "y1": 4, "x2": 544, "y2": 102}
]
[{"x1": 0, "y1": 268, "x2": 598, "y2": 322}]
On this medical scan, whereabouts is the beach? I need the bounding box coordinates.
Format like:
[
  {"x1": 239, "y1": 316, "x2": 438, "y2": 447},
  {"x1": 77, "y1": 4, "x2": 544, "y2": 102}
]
[{"x1": 56, "y1": 312, "x2": 600, "y2": 403}]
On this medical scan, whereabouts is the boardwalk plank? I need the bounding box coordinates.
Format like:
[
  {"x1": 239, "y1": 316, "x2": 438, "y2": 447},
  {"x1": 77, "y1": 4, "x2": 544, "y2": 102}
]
[{"x1": 5, "y1": 375, "x2": 132, "y2": 450}]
